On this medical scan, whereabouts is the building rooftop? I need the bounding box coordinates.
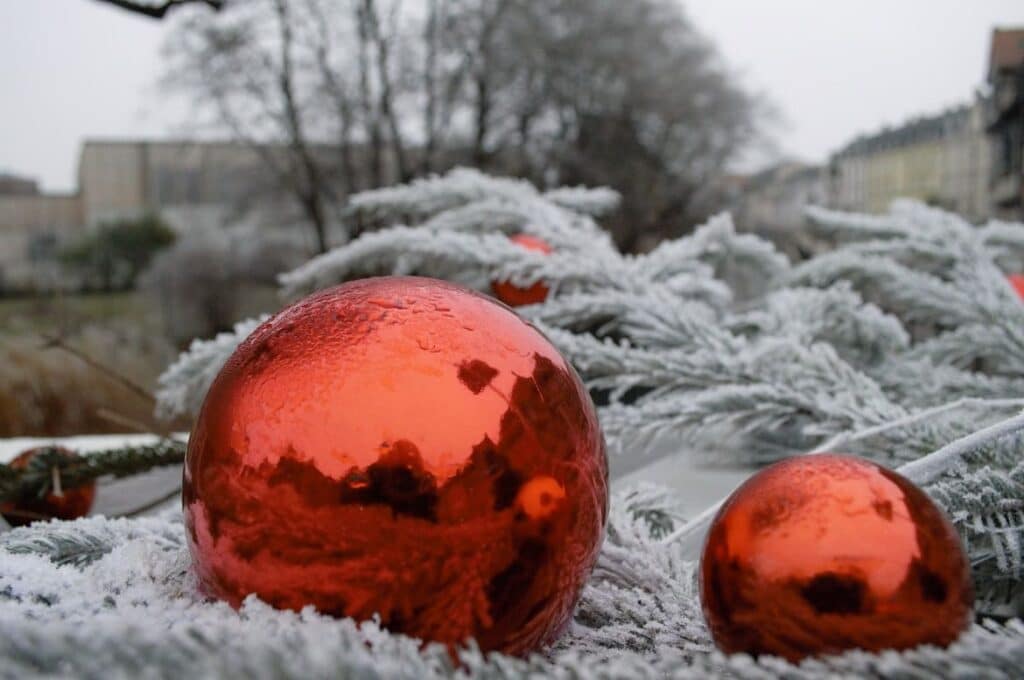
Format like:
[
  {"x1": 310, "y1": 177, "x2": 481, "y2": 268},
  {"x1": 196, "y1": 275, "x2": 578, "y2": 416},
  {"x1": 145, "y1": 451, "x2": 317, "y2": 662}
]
[
  {"x1": 0, "y1": 172, "x2": 40, "y2": 197},
  {"x1": 989, "y1": 28, "x2": 1024, "y2": 77},
  {"x1": 832, "y1": 105, "x2": 972, "y2": 159}
]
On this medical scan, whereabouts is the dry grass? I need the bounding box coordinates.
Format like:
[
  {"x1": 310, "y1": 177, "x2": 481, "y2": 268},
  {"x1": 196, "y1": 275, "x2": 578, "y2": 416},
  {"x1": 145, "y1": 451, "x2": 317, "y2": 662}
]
[
  {"x1": 0, "y1": 294, "x2": 183, "y2": 437},
  {"x1": 0, "y1": 336, "x2": 164, "y2": 437}
]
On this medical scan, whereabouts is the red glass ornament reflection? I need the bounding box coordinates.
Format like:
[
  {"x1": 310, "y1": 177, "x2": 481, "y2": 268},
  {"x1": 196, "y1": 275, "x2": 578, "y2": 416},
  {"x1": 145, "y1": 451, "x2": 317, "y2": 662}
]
[
  {"x1": 1008, "y1": 274, "x2": 1024, "y2": 300},
  {"x1": 183, "y1": 276, "x2": 607, "y2": 655},
  {"x1": 491, "y1": 234, "x2": 552, "y2": 306},
  {"x1": 700, "y1": 454, "x2": 972, "y2": 662},
  {"x1": 1, "y1": 447, "x2": 96, "y2": 527}
]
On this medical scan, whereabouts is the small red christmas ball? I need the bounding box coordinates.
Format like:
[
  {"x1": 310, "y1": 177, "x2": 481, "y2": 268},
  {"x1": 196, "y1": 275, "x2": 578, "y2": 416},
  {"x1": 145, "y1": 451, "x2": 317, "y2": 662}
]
[
  {"x1": 184, "y1": 276, "x2": 607, "y2": 655},
  {"x1": 1008, "y1": 274, "x2": 1024, "y2": 299},
  {"x1": 1, "y1": 447, "x2": 96, "y2": 527},
  {"x1": 700, "y1": 453, "x2": 972, "y2": 662},
  {"x1": 491, "y1": 233, "x2": 552, "y2": 307}
]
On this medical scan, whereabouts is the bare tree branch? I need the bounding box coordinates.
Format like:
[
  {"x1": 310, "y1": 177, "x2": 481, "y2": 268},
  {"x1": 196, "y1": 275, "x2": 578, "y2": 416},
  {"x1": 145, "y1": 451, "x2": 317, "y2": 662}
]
[
  {"x1": 362, "y1": 0, "x2": 410, "y2": 182},
  {"x1": 90, "y1": 0, "x2": 223, "y2": 19}
]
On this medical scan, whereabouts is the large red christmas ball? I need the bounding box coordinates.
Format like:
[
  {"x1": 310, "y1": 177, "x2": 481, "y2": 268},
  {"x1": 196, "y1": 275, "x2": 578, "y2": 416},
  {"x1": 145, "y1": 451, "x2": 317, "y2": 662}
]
[
  {"x1": 700, "y1": 453, "x2": 972, "y2": 662},
  {"x1": 1, "y1": 447, "x2": 96, "y2": 527},
  {"x1": 1008, "y1": 274, "x2": 1024, "y2": 299},
  {"x1": 491, "y1": 234, "x2": 552, "y2": 306},
  {"x1": 184, "y1": 276, "x2": 607, "y2": 655}
]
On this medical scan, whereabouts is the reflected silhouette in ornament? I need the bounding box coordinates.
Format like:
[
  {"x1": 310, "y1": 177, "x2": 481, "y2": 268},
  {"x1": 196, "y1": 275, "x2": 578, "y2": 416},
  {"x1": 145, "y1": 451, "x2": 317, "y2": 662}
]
[
  {"x1": 183, "y1": 276, "x2": 607, "y2": 656},
  {"x1": 700, "y1": 453, "x2": 973, "y2": 662}
]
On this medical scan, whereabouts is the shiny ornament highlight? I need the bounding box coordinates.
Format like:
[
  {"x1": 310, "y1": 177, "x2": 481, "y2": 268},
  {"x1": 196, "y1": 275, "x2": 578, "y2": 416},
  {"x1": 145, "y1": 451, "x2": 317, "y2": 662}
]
[
  {"x1": 184, "y1": 276, "x2": 607, "y2": 655},
  {"x1": 491, "y1": 234, "x2": 552, "y2": 306},
  {"x1": 700, "y1": 453, "x2": 972, "y2": 662},
  {"x1": 1, "y1": 447, "x2": 96, "y2": 527}
]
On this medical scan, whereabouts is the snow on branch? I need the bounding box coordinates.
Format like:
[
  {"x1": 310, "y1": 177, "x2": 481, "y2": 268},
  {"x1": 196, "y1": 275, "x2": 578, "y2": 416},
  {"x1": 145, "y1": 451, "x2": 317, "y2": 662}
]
[
  {"x1": 33, "y1": 174, "x2": 1024, "y2": 673},
  {"x1": 155, "y1": 316, "x2": 267, "y2": 419},
  {"x1": 3, "y1": 489, "x2": 1024, "y2": 678},
  {"x1": 541, "y1": 185, "x2": 621, "y2": 217}
]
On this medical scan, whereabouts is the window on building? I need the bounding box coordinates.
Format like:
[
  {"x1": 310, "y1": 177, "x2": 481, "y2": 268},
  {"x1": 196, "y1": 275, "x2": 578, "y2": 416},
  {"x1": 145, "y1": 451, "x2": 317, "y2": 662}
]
[
  {"x1": 155, "y1": 167, "x2": 202, "y2": 205},
  {"x1": 27, "y1": 232, "x2": 58, "y2": 262}
]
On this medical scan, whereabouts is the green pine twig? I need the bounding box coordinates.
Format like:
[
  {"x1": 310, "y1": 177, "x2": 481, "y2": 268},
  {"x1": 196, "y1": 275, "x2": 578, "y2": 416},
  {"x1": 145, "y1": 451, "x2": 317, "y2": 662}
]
[{"x1": 0, "y1": 440, "x2": 186, "y2": 505}]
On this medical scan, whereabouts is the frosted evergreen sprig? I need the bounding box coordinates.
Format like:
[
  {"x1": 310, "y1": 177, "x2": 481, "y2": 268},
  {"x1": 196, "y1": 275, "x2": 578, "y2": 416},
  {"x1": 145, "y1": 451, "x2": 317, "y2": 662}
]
[
  {"x1": 155, "y1": 316, "x2": 268, "y2": 420},
  {"x1": 3, "y1": 490, "x2": 1024, "y2": 678},
  {"x1": 0, "y1": 440, "x2": 185, "y2": 505},
  {"x1": 279, "y1": 227, "x2": 625, "y2": 299},
  {"x1": 347, "y1": 168, "x2": 549, "y2": 222},
  {"x1": 523, "y1": 291, "x2": 727, "y2": 349},
  {"x1": 667, "y1": 410, "x2": 1024, "y2": 617},
  {"x1": 541, "y1": 185, "x2": 621, "y2": 217},
  {"x1": 639, "y1": 213, "x2": 789, "y2": 292},
  {"x1": 725, "y1": 284, "x2": 909, "y2": 365}
]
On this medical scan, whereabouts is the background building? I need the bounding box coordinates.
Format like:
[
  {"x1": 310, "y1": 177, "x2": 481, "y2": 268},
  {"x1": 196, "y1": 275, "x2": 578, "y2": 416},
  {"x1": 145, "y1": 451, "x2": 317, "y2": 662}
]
[
  {"x1": 734, "y1": 163, "x2": 827, "y2": 233},
  {"x1": 828, "y1": 101, "x2": 991, "y2": 221},
  {"x1": 987, "y1": 27, "x2": 1024, "y2": 219},
  {"x1": 0, "y1": 173, "x2": 39, "y2": 196},
  {"x1": 0, "y1": 140, "x2": 329, "y2": 293},
  {"x1": 0, "y1": 189, "x2": 81, "y2": 291},
  {"x1": 77, "y1": 140, "x2": 297, "y2": 233}
]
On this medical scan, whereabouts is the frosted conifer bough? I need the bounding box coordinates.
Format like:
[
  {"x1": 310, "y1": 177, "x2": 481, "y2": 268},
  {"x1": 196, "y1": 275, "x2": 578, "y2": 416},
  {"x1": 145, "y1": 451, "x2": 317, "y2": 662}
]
[
  {"x1": 9, "y1": 169, "x2": 1007, "y2": 675},
  {"x1": 4, "y1": 482, "x2": 1024, "y2": 677},
  {"x1": 156, "y1": 172, "x2": 1024, "y2": 602}
]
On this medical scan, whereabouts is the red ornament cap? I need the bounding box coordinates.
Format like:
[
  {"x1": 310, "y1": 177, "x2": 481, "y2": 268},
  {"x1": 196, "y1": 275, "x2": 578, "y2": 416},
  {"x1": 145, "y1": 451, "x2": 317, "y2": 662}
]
[
  {"x1": 0, "y1": 447, "x2": 96, "y2": 527},
  {"x1": 184, "y1": 276, "x2": 607, "y2": 655},
  {"x1": 491, "y1": 233, "x2": 552, "y2": 306},
  {"x1": 700, "y1": 453, "x2": 973, "y2": 662}
]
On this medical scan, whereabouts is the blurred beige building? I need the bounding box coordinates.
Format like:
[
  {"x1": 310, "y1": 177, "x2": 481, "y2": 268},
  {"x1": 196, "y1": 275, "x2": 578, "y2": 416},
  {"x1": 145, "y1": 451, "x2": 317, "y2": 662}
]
[
  {"x1": 730, "y1": 162, "x2": 828, "y2": 258},
  {"x1": 735, "y1": 163, "x2": 828, "y2": 232},
  {"x1": 0, "y1": 140, "x2": 307, "y2": 292},
  {"x1": 0, "y1": 185, "x2": 82, "y2": 290},
  {"x1": 76, "y1": 140, "x2": 283, "y2": 230},
  {"x1": 828, "y1": 101, "x2": 992, "y2": 221},
  {"x1": 987, "y1": 27, "x2": 1024, "y2": 220}
]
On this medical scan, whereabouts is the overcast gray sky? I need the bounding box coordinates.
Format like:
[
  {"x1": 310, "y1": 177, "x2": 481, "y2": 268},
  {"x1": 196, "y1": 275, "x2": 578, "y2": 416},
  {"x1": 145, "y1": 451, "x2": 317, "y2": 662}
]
[{"x1": 3, "y1": 0, "x2": 1024, "y2": 192}]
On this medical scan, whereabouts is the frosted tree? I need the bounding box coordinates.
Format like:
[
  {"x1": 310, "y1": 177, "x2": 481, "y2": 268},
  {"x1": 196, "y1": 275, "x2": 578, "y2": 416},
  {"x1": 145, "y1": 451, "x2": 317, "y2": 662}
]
[{"x1": 4, "y1": 169, "x2": 1024, "y2": 676}]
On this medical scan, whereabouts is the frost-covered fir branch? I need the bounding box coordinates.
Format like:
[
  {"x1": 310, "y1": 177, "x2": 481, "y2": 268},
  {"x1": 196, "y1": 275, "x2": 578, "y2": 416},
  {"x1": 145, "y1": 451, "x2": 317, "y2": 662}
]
[
  {"x1": 155, "y1": 316, "x2": 267, "y2": 421},
  {"x1": 725, "y1": 283, "x2": 909, "y2": 366},
  {"x1": 0, "y1": 440, "x2": 185, "y2": 505},
  {"x1": 540, "y1": 185, "x2": 621, "y2": 217},
  {"x1": 10, "y1": 170, "x2": 1024, "y2": 676},
  {"x1": 279, "y1": 227, "x2": 626, "y2": 299},
  {"x1": 798, "y1": 201, "x2": 1024, "y2": 380},
  {"x1": 154, "y1": 173, "x2": 1024, "y2": 595},
  {"x1": 4, "y1": 488, "x2": 1024, "y2": 678},
  {"x1": 669, "y1": 410, "x2": 1024, "y2": 618},
  {"x1": 348, "y1": 167, "x2": 614, "y2": 225},
  {"x1": 160, "y1": 175, "x2": 1024, "y2": 476},
  {"x1": 523, "y1": 291, "x2": 728, "y2": 351}
]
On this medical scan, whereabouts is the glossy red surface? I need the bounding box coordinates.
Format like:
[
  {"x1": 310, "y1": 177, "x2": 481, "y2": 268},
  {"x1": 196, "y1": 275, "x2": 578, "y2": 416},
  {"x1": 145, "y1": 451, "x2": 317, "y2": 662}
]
[
  {"x1": 700, "y1": 454, "x2": 973, "y2": 662},
  {"x1": 1, "y1": 447, "x2": 96, "y2": 527},
  {"x1": 491, "y1": 234, "x2": 553, "y2": 306},
  {"x1": 184, "y1": 276, "x2": 607, "y2": 655},
  {"x1": 1008, "y1": 274, "x2": 1024, "y2": 299}
]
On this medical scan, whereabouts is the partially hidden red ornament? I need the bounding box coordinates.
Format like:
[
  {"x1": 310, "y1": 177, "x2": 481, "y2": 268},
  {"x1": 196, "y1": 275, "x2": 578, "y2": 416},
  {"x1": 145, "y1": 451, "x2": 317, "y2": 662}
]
[
  {"x1": 700, "y1": 453, "x2": 972, "y2": 662},
  {"x1": 1008, "y1": 274, "x2": 1024, "y2": 299},
  {"x1": 184, "y1": 276, "x2": 607, "y2": 655},
  {"x1": 1, "y1": 447, "x2": 96, "y2": 527},
  {"x1": 491, "y1": 233, "x2": 552, "y2": 306}
]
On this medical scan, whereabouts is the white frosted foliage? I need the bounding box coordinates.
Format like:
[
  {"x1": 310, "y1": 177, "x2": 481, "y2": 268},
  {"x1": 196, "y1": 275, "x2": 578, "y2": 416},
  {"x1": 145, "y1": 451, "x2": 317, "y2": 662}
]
[{"x1": 101, "y1": 174, "x2": 1024, "y2": 675}]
